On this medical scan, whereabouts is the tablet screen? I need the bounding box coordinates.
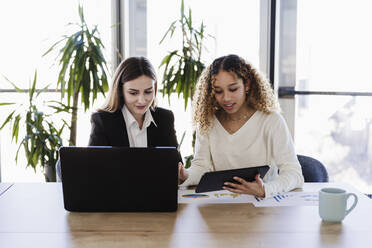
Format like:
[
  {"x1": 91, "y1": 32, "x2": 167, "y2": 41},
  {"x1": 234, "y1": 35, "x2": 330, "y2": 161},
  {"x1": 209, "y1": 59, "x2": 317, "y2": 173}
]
[{"x1": 195, "y1": 165, "x2": 270, "y2": 193}]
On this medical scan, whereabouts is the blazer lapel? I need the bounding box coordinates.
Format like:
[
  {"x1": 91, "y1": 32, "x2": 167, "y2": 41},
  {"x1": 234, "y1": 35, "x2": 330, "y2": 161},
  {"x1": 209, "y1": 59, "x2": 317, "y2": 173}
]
[
  {"x1": 147, "y1": 122, "x2": 157, "y2": 147},
  {"x1": 112, "y1": 110, "x2": 130, "y2": 147},
  {"x1": 147, "y1": 109, "x2": 160, "y2": 147}
]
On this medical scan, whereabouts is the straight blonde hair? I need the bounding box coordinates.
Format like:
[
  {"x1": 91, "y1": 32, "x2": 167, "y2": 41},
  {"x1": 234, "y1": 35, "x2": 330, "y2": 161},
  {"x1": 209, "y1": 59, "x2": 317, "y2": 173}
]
[{"x1": 99, "y1": 56, "x2": 157, "y2": 112}]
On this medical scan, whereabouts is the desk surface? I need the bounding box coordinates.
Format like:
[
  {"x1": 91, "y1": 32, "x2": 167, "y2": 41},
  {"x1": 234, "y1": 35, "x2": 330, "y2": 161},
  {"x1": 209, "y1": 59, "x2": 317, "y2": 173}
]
[{"x1": 0, "y1": 183, "x2": 372, "y2": 248}]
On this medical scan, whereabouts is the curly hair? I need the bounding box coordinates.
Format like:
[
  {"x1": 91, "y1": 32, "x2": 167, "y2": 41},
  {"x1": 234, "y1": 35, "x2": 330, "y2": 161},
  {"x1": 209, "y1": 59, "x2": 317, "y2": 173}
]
[{"x1": 193, "y1": 54, "x2": 279, "y2": 134}]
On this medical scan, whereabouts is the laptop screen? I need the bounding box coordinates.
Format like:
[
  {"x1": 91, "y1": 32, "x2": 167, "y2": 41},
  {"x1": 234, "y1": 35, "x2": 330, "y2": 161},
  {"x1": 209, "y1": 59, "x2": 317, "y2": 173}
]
[{"x1": 60, "y1": 146, "x2": 179, "y2": 212}]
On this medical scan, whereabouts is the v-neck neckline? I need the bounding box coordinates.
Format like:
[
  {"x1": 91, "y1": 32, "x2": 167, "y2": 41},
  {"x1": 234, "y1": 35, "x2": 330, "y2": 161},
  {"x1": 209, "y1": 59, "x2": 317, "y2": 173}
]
[{"x1": 215, "y1": 110, "x2": 258, "y2": 136}]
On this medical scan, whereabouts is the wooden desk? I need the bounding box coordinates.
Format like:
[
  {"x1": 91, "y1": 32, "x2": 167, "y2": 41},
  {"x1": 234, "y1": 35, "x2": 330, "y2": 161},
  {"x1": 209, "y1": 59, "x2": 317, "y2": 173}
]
[{"x1": 0, "y1": 183, "x2": 371, "y2": 248}]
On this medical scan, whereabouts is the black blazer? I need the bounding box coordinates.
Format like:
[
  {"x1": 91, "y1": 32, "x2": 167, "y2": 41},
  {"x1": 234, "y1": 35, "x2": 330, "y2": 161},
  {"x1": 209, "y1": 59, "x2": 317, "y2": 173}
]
[{"x1": 88, "y1": 107, "x2": 179, "y2": 149}]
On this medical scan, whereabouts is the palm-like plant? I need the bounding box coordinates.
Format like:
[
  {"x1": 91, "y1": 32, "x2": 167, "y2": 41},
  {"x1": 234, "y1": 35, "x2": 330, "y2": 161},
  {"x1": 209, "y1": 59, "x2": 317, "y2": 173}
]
[
  {"x1": 159, "y1": 0, "x2": 209, "y2": 110},
  {"x1": 0, "y1": 72, "x2": 71, "y2": 181},
  {"x1": 159, "y1": 0, "x2": 211, "y2": 168},
  {"x1": 43, "y1": 5, "x2": 109, "y2": 145}
]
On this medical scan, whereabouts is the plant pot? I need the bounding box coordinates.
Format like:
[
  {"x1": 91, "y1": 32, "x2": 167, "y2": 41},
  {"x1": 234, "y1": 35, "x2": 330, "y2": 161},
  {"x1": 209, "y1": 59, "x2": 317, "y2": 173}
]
[{"x1": 44, "y1": 164, "x2": 57, "y2": 182}]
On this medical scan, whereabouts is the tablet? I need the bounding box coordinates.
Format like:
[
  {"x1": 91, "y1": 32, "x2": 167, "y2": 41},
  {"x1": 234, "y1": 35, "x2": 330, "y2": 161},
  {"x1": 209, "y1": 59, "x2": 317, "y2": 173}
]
[{"x1": 195, "y1": 165, "x2": 270, "y2": 193}]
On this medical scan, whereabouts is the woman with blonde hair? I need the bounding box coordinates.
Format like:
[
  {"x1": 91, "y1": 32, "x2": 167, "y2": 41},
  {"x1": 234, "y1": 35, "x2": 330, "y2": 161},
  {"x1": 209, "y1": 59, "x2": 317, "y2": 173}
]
[
  {"x1": 88, "y1": 56, "x2": 180, "y2": 151},
  {"x1": 57, "y1": 56, "x2": 182, "y2": 181},
  {"x1": 178, "y1": 54, "x2": 303, "y2": 198}
]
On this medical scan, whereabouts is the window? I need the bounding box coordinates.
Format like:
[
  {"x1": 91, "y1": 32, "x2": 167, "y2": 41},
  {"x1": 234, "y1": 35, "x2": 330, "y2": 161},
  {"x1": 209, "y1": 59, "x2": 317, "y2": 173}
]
[
  {"x1": 0, "y1": 0, "x2": 112, "y2": 181},
  {"x1": 294, "y1": 0, "x2": 372, "y2": 192}
]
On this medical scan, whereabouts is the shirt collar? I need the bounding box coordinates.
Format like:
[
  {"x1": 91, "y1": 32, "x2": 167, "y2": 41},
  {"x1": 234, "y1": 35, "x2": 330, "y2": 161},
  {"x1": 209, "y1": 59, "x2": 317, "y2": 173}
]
[{"x1": 122, "y1": 105, "x2": 157, "y2": 128}]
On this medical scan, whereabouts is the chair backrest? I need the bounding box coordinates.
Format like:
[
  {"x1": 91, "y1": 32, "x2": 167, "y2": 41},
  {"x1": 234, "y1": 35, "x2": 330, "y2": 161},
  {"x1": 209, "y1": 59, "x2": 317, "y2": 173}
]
[{"x1": 297, "y1": 155, "x2": 329, "y2": 182}]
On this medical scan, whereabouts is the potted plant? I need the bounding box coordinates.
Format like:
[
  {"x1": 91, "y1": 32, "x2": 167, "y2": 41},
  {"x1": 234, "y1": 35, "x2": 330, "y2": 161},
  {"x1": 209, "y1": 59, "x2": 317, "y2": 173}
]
[
  {"x1": 0, "y1": 72, "x2": 70, "y2": 182},
  {"x1": 159, "y1": 0, "x2": 210, "y2": 167},
  {"x1": 43, "y1": 4, "x2": 109, "y2": 145}
]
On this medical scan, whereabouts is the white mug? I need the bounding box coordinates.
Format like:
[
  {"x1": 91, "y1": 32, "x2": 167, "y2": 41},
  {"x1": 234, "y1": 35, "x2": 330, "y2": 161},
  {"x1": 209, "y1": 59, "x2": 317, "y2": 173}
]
[{"x1": 319, "y1": 187, "x2": 358, "y2": 222}]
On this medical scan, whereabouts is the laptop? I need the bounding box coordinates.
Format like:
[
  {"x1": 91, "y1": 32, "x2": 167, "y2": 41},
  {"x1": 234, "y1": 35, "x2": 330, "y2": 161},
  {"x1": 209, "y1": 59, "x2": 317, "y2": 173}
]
[{"x1": 59, "y1": 146, "x2": 179, "y2": 212}]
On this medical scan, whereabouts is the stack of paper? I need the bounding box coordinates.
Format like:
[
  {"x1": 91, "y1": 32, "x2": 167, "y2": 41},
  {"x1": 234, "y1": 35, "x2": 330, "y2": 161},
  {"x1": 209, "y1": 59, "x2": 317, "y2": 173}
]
[
  {"x1": 253, "y1": 192, "x2": 319, "y2": 207},
  {"x1": 178, "y1": 189, "x2": 319, "y2": 207},
  {"x1": 178, "y1": 189, "x2": 255, "y2": 204}
]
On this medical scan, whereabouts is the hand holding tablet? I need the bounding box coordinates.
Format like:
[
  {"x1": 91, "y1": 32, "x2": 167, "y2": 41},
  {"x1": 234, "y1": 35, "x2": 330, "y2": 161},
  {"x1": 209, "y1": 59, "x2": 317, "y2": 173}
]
[
  {"x1": 223, "y1": 174, "x2": 266, "y2": 197},
  {"x1": 195, "y1": 165, "x2": 270, "y2": 193}
]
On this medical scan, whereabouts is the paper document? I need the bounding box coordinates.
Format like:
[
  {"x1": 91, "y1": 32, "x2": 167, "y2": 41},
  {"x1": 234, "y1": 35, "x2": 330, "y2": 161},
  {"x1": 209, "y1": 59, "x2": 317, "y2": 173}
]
[
  {"x1": 253, "y1": 192, "x2": 319, "y2": 207},
  {"x1": 178, "y1": 189, "x2": 256, "y2": 204}
]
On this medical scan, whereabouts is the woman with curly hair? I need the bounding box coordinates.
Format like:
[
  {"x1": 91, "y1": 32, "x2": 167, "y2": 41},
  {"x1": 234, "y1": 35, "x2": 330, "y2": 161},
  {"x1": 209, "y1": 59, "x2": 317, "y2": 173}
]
[{"x1": 178, "y1": 54, "x2": 304, "y2": 198}]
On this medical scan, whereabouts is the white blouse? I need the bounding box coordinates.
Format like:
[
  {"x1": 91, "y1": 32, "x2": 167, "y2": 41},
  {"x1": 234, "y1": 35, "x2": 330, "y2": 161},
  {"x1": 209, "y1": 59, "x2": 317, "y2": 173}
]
[
  {"x1": 182, "y1": 110, "x2": 304, "y2": 198},
  {"x1": 121, "y1": 105, "x2": 156, "y2": 147}
]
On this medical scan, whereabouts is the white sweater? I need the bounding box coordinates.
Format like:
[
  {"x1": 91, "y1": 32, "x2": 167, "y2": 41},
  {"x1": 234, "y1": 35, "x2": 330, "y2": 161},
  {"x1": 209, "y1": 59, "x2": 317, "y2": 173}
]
[{"x1": 182, "y1": 110, "x2": 304, "y2": 198}]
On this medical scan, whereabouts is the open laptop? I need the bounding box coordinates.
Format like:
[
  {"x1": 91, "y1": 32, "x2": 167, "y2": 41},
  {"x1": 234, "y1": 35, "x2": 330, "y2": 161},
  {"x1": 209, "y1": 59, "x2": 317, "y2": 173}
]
[{"x1": 59, "y1": 146, "x2": 179, "y2": 212}]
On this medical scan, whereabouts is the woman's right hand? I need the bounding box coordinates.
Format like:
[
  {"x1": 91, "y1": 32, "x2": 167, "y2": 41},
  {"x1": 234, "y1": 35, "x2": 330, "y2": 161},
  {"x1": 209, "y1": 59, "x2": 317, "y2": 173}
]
[{"x1": 178, "y1": 162, "x2": 189, "y2": 185}]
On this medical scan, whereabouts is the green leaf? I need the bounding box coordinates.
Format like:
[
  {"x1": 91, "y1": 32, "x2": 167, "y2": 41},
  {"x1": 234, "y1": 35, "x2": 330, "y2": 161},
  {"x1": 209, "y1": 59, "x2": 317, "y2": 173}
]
[
  {"x1": 91, "y1": 25, "x2": 98, "y2": 36},
  {"x1": 2, "y1": 75, "x2": 24, "y2": 93},
  {"x1": 36, "y1": 84, "x2": 51, "y2": 98},
  {"x1": 47, "y1": 101, "x2": 74, "y2": 114},
  {"x1": 159, "y1": 50, "x2": 178, "y2": 67},
  {"x1": 159, "y1": 21, "x2": 177, "y2": 44},
  {"x1": 26, "y1": 111, "x2": 32, "y2": 134},
  {"x1": 78, "y1": 4, "x2": 85, "y2": 24},
  {"x1": 183, "y1": 62, "x2": 192, "y2": 109},
  {"x1": 0, "y1": 110, "x2": 16, "y2": 130},
  {"x1": 0, "y1": 102, "x2": 15, "y2": 106},
  {"x1": 181, "y1": 0, "x2": 184, "y2": 17},
  {"x1": 57, "y1": 38, "x2": 75, "y2": 97},
  {"x1": 59, "y1": 36, "x2": 74, "y2": 66},
  {"x1": 57, "y1": 122, "x2": 66, "y2": 137},
  {"x1": 62, "y1": 119, "x2": 71, "y2": 130},
  {"x1": 65, "y1": 65, "x2": 74, "y2": 106},
  {"x1": 42, "y1": 36, "x2": 68, "y2": 57},
  {"x1": 15, "y1": 138, "x2": 25, "y2": 162},
  {"x1": 29, "y1": 70, "x2": 37, "y2": 102},
  {"x1": 81, "y1": 69, "x2": 91, "y2": 110},
  {"x1": 194, "y1": 33, "x2": 199, "y2": 47},
  {"x1": 184, "y1": 155, "x2": 193, "y2": 169},
  {"x1": 11, "y1": 114, "x2": 21, "y2": 142},
  {"x1": 74, "y1": 48, "x2": 87, "y2": 90},
  {"x1": 101, "y1": 74, "x2": 109, "y2": 93},
  {"x1": 187, "y1": 8, "x2": 192, "y2": 30},
  {"x1": 164, "y1": 66, "x2": 175, "y2": 95},
  {"x1": 91, "y1": 67, "x2": 100, "y2": 100},
  {"x1": 176, "y1": 74, "x2": 183, "y2": 97}
]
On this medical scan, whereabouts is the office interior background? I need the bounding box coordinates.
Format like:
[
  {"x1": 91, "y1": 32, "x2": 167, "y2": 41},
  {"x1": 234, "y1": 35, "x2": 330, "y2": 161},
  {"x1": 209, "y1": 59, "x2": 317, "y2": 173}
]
[{"x1": 1, "y1": 0, "x2": 372, "y2": 193}]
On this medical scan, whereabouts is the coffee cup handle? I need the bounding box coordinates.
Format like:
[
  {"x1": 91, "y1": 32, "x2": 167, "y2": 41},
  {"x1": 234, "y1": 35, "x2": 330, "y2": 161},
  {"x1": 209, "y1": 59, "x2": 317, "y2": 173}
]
[{"x1": 345, "y1": 193, "x2": 358, "y2": 216}]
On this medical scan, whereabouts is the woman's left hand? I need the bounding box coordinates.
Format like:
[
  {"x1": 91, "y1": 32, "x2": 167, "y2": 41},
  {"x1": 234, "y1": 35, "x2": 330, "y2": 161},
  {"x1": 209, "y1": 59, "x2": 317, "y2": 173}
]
[
  {"x1": 223, "y1": 174, "x2": 265, "y2": 198},
  {"x1": 178, "y1": 162, "x2": 188, "y2": 185}
]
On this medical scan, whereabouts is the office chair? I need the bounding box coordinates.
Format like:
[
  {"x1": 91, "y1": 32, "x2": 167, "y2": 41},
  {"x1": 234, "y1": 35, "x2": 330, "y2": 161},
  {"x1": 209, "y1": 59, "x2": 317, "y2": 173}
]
[
  {"x1": 297, "y1": 155, "x2": 329, "y2": 182},
  {"x1": 297, "y1": 155, "x2": 372, "y2": 199}
]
